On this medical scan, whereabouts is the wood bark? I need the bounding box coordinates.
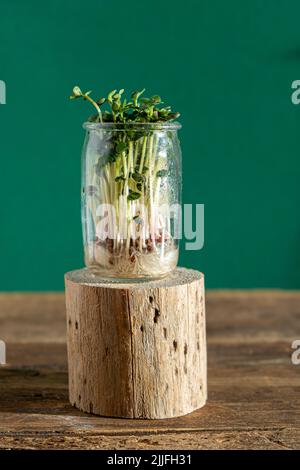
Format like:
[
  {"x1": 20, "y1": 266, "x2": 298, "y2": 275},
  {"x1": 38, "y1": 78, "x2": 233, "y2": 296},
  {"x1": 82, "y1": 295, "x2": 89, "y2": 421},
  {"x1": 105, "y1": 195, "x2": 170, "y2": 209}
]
[{"x1": 64, "y1": 267, "x2": 207, "y2": 419}]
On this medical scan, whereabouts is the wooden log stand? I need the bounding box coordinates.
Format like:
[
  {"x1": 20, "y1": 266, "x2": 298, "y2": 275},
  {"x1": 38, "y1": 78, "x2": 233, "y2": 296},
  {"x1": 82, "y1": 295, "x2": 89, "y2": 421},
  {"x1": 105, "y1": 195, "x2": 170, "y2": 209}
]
[{"x1": 65, "y1": 267, "x2": 207, "y2": 419}]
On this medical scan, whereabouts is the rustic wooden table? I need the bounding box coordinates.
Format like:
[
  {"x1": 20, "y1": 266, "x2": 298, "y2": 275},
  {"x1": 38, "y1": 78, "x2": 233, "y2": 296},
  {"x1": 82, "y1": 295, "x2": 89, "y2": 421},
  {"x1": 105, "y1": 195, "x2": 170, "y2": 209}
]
[{"x1": 0, "y1": 291, "x2": 299, "y2": 450}]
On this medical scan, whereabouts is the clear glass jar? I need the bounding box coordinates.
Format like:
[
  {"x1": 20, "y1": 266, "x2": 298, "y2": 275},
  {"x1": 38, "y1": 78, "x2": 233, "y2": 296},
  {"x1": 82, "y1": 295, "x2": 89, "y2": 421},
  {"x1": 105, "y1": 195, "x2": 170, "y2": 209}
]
[{"x1": 81, "y1": 122, "x2": 182, "y2": 280}]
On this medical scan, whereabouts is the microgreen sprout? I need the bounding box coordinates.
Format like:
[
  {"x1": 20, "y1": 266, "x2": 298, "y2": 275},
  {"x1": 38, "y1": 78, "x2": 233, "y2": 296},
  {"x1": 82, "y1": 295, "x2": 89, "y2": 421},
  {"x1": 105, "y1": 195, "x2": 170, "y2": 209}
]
[
  {"x1": 70, "y1": 86, "x2": 104, "y2": 123},
  {"x1": 70, "y1": 86, "x2": 180, "y2": 123}
]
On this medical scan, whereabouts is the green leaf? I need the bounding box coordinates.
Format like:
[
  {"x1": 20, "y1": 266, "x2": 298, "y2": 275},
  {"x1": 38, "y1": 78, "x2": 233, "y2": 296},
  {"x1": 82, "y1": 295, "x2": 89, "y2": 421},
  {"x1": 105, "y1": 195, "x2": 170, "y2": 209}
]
[
  {"x1": 108, "y1": 89, "x2": 117, "y2": 101},
  {"x1": 108, "y1": 154, "x2": 118, "y2": 163},
  {"x1": 157, "y1": 169, "x2": 168, "y2": 177},
  {"x1": 131, "y1": 89, "x2": 146, "y2": 106},
  {"x1": 131, "y1": 89, "x2": 145, "y2": 99},
  {"x1": 116, "y1": 142, "x2": 127, "y2": 153},
  {"x1": 150, "y1": 95, "x2": 161, "y2": 104},
  {"x1": 132, "y1": 172, "x2": 144, "y2": 182},
  {"x1": 102, "y1": 111, "x2": 114, "y2": 122},
  {"x1": 115, "y1": 175, "x2": 126, "y2": 182},
  {"x1": 159, "y1": 106, "x2": 171, "y2": 116},
  {"x1": 128, "y1": 190, "x2": 141, "y2": 201},
  {"x1": 168, "y1": 112, "x2": 180, "y2": 120}
]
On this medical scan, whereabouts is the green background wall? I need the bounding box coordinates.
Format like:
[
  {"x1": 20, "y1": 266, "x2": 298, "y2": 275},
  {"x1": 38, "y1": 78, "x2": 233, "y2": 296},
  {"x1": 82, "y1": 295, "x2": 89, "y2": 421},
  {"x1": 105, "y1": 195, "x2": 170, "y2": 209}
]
[{"x1": 0, "y1": 0, "x2": 299, "y2": 290}]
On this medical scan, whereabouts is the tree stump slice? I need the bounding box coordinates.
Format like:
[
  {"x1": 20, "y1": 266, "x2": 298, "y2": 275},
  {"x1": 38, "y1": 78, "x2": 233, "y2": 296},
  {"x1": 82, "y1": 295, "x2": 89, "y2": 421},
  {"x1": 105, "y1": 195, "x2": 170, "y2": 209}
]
[{"x1": 65, "y1": 267, "x2": 207, "y2": 419}]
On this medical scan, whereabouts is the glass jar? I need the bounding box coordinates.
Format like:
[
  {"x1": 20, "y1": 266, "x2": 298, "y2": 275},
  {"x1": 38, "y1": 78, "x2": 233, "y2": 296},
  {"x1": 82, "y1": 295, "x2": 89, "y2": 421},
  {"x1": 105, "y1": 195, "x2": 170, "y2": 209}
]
[{"x1": 81, "y1": 122, "x2": 182, "y2": 280}]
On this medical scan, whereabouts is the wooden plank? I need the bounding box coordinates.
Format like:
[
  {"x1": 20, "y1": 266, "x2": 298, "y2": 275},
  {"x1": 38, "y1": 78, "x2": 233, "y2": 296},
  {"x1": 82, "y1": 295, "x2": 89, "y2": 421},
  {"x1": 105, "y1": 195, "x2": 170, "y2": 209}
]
[
  {"x1": 1, "y1": 429, "x2": 299, "y2": 450},
  {"x1": 0, "y1": 291, "x2": 299, "y2": 449}
]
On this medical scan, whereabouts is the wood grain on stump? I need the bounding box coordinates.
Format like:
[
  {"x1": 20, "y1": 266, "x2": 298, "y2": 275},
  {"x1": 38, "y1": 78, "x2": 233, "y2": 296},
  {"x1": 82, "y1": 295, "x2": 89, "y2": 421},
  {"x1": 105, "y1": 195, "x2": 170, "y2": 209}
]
[{"x1": 65, "y1": 267, "x2": 207, "y2": 419}]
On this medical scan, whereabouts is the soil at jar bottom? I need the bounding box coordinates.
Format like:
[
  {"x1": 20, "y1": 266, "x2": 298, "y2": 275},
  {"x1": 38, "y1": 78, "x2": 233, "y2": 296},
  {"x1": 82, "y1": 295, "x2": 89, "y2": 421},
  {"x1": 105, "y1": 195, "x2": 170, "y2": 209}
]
[{"x1": 85, "y1": 237, "x2": 179, "y2": 278}]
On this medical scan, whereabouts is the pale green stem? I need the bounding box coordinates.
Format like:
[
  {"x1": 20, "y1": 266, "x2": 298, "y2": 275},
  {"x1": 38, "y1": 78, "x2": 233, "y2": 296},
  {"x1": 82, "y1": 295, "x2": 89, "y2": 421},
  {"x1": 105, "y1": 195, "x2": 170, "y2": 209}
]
[
  {"x1": 84, "y1": 94, "x2": 103, "y2": 123},
  {"x1": 138, "y1": 136, "x2": 147, "y2": 174},
  {"x1": 133, "y1": 139, "x2": 140, "y2": 169},
  {"x1": 128, "y1": 141, "x2": 134, "y2": 174},
  {"x1": 122, "y1": 152, "x2": 127, "y2": 179}
]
